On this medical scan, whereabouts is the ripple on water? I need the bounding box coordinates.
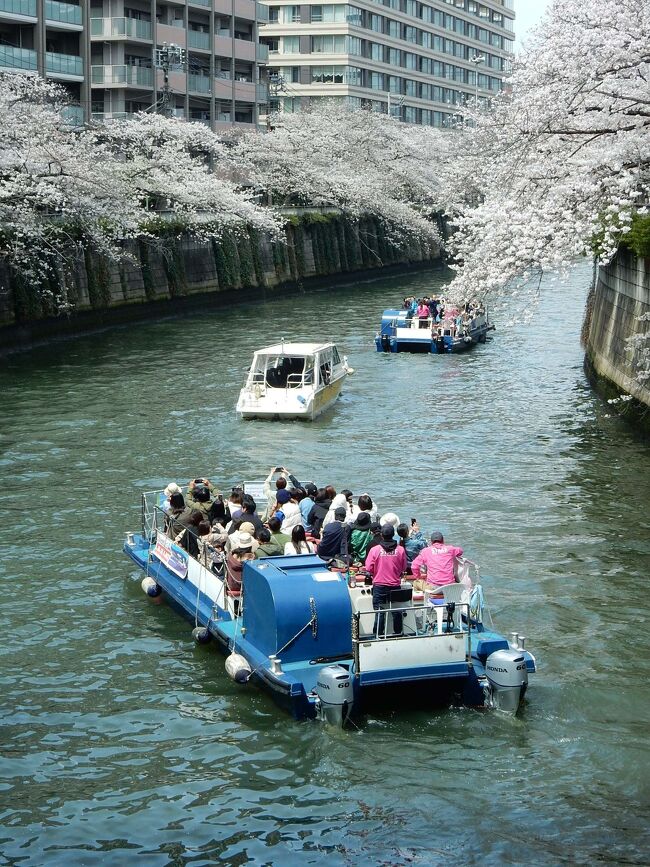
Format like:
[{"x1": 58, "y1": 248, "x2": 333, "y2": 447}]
[{"x1": 0, "y1": 264, "x2": 649, "y2": 865}]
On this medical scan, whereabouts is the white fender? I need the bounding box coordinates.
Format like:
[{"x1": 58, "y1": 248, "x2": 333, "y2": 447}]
[{"x1": 225, "y1": 653, "x2": 252, "y2": 684}]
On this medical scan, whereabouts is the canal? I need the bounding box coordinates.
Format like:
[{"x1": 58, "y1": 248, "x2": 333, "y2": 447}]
[{"x1": 0, "y1": 263, "x2": 648, "y2": 865}]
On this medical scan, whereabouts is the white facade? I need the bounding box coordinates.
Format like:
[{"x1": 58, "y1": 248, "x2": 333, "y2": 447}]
[{"x1": 260, "y1": 0, "x2": 514, "y2": 126}]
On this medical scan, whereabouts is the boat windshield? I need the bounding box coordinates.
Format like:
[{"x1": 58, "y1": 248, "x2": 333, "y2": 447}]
[{"x1": 263, "y1": 355, "x2": 306, "y2": 388}]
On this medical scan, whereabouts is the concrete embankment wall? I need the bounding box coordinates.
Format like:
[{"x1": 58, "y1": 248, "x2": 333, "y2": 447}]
[
  {"x1": 0, "y1": 214, "x2": 441, "y2": 354},
  {"x1": 583, "y1": 247, "x2": 650, "y2": 422}
]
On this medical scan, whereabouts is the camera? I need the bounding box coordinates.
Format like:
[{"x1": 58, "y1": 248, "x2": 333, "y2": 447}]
[
  {"x1": 275, "y1": 466, "x2": 283, "y2": 472},
  {"x1": 194, "y1": 478, "x2": 204, "y2": 484}
]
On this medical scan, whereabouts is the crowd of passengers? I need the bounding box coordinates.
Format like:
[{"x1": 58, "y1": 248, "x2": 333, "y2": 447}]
[
  {"x1": 161, "y1": 467, "x2": 464, "y2": 615},
  {"x1": 402, "y1": 296, "x2": 484, "y2": 332}
]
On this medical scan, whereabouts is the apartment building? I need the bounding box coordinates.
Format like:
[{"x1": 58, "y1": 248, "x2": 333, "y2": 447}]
[
  {"x1": 0, "y1": 0, "x2": 269, "y2": 128},
  {"x1": 260, "y1": 0, "x2": 515, "y2": 126}
]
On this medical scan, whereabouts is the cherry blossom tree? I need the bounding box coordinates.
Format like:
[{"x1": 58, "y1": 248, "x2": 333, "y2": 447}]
[
  {"x1": 0, "y1": 74, "x2": 279, "y2": 305},
  {"x1": 443, "y1": 0, "x2": 649, "y2": 301},
  {"x1": 233, "y1": 102, "x2": 449, "y2": 245}
]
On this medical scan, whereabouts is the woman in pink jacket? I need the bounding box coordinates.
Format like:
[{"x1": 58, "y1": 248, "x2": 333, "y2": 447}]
[{"x1": 365, "y1": 525, "x2": 407, "y2": 636}]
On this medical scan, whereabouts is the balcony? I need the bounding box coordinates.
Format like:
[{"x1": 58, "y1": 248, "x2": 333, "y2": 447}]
[
  {"x1": 188, "y1": 29, "x2": 210, "y2": 50},
  {"x1": 0, "y1": 44, "x2": 37, "y2": 70},
  {"x1": 0, "y1": 0, "x2": 36, "y2": 17},
  {"x1": 188, "y1": 72, "x2": 211, "y2": 93},
  {"x1": 60, "y1": 104, "x2": 84, "y2": 126},
  {"x1": 90, "y1": 17, "x2": 152, "y2": 40},
  {"x1": 45, "y1": 0, "x2": 82, "y2": 26},
  {"x1": 46, "y1": 50, "x2": 83, "y2": 76},
  {"x1": 91, "y1": 64, "x2": 154, "y2": 87},
  {"x1": 256, "y1": 43, "x2": 268, "y2": 62},
  {"x1": 256, "y1": 1, "x2": 268, "y2": 23}
]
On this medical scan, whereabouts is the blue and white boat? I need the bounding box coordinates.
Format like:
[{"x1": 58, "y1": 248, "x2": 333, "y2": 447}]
[
  {"x1": 376, "y1": 305, "x2": 494, "y2": 353},
  {"x1": 124, "y1": 488, "x2": 535, "y2": 726}
]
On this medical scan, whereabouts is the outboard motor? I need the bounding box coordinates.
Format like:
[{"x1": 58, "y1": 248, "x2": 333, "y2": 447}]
[
  {"x1": 315, "y1": 665, "x2": 354, "y2": 726},
  {"x1": 485, "y1": 648, "x2": 528, "y2": 714},
  {"x1": 380, "y1": 334, "x2": 391, "y2": 352}
]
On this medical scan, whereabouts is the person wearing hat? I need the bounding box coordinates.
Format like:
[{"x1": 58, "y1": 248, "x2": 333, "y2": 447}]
[
  {"x1": 410, "y1": 532, "x2": 463, "y2": 589},
  {"x1": 379, "y1": 512, "x2": 400, "y2": 533},
  {"x1": 365, "y1": 524, "x2": 407, "y2": 637},
  {"x1": 162, "y1": 482, "x2": 182, "y2": 513},
  {"x1": 225, "y1": 529, "x2": 258, "y2": 602},
  {"x1": 316, "y1": 506, "x2": 351, "y2": 562},
  {"x1": 350, "y1": 511, "x2": 373, "y2": 564}
]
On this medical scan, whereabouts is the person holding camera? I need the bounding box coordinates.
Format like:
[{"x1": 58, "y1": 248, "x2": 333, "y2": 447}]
[
  {"x1": 261, "y1": 465, "x2": 301, "y2": 520},
  {"x1": 187, "y1": 477, "x2": 229, "y2": 526}
]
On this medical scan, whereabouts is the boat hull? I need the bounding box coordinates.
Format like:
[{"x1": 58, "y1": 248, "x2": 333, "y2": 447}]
[{"x1": 236, "y1": 374, "x2": 345, "y2": 420}]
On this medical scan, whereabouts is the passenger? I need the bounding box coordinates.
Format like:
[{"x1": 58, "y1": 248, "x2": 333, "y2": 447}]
[
  {"x1": 299, "y1": 483, "x2": 318, "y2": 531},
  {"x1": 379, "y1": 512, "x2": 401, "y2": 537},
  {"x1": 350, "y1": 511, "x2": 374, "y2": 564},
  {"x1": 225, "y1": 487, "x2": 243, "y2": 518},
  {"x1": 396, "y1": 521, "x2": 427, "y2": 572},
  {"x1": 162, "y1": 482, "x2": 182, "y2": 513},
  {"x1": 267, "y1": 515, "x2": 291, "y2": 550},
  {"x1": 417, "y1": 299, "x2": 430, "y2": 328},
  {"x1": 226, "y1": 521, "x2": 257, "y2": 554},
  {"x1": 316, "y1": 506, "x2": 351, "y2": 561},
  {"x1": 366, "y1": 520, "x2": 383, "y2": 553},
  {"x1": 174, "y1": 510, "x2": 203, "y2": 558},
  {"x1": 229, "y1": 494, "x2": 264, "y2": 535},
  {"x1": 365, "y1": 524, "x2": 407, "y2": 636},
  {"x1": 255, "y1": 527, "x2": 283, "y2": 558},
  {"x1": 165, "y1": 493, "x2": 200, "y2": 541},
  {"x1": 197, "y1": 520, "x2": 228, "y2": 572},
  {"x1": 225, "y1": 531, "x2": 257, "y2": 597},
  {"x1": 284, "y1": 525, "x2": 316, "y2": 556},
  {"x1": 308, "y1": 488, "x2": 332, "y2": 538},
  {"x1": 322, "y1": 493, "x2": 350, "y2": 529},
  {"x1": 262, "y1": 465, "x2": 301, "y2": 520},
  {"x1": 279, "y1": 488, "x2": 302, "y2": 534},
  {"x1": 410, "y1": 531, "x2": 463, "y2": 589},
  {"x1": 348, "y1": 493, "x2": 379, "y2": 524}
]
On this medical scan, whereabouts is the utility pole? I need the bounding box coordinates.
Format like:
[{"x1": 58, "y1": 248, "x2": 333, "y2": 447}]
[
  {"x1": 470, "y1": 54, "x2": 485, "y2": 110},
  {"x1": 155, "y1": 43, "x2": 187, "y2": 116}
]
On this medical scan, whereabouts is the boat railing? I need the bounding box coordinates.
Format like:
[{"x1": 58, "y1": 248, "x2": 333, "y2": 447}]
[
  {"x1": 352, "y1": 601, "x2": 472, "y2": 670},
  {"x1": 352, "y1": 600, "x2": 471, "y2": 641}
]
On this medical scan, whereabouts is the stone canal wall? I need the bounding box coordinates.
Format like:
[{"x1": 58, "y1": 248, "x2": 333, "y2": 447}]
[
  {"x1": 0, "y1": 213, "x2": 441, "y2": 352},
  {"x1": 583, "y1": 247, "x2": 650, "y2": 418}
]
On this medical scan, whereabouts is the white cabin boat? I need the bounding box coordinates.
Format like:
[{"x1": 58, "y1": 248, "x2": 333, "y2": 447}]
[{"x1": 236, "y1": 341, "x2": 351, "y2": 420}]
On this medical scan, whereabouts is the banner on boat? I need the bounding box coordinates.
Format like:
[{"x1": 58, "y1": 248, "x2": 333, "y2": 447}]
[{"x1": 152, "y1": 531, "x2": 189, "y2": 579}]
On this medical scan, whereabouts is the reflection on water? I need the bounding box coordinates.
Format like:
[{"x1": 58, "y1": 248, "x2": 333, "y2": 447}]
[{"x1": 0, "y1": 263, "x2": 649, "y2": 865}]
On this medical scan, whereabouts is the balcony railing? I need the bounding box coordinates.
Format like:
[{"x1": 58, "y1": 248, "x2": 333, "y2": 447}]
[
  {"x1": 188, "y1": 0, "x2": 210, "y2": 6},
  {"x1": 90, "y1": 17, "x2": 152, "y2": 40},
  {"x1": 187, "y1": 30, "x2": 210, "y2": 50},
  {"x1": 256, "y1": 1, "x2": 269, "y2": 23},
  {"x1": 45, "y1": 0, "x2": 82, "y2": 25},
  {"x1": 256, "y1": 43, "x2": 269, "y2": 62},
  {"x1": 256, "y1": 83, "x2": 268, "y2": 103},
  {"x1": 0, "y1": 45, "x2": 37, "y2": 70},
  {"x1": 61, "y1": 104, "x2": 85, "y2": 126},
  {"x1": 0, "y1": 0, "x2": 36, "y2": 16},
  {"x1": 91, "y1": 64, "x2": 154, "y2": 86},
  {"x1": 46, "y1": 50, "x2": 83, "y2": 76},
  {"x1": 188, "y1": 73, "x2": 211, "y2": 93}
]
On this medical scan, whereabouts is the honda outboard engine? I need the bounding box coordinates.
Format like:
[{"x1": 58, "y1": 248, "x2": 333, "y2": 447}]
[
  {"x1": 314, "y1": 665, "x2": 354, "y2": 726},
  {"x1": 485, "y1": 648, "x2": 528, "y2": 714}
]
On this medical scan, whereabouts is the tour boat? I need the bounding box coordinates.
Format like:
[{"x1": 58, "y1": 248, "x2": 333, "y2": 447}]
[
  {"x1": 236, "y1": 341, "x2": 352, "y2": 420},
  {"x1": 124, "y1": 487, "x2": 535, "y2": 726},
  {"x1": 376, "y1": 305, "x2": 494, "y2": 353}
]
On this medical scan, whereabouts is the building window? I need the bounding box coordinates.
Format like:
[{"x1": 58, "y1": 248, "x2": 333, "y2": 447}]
[
  {"x1": 312, "y1": 35, "x2": 347, "y2": 53},
  {"x1": 387, "y1": 19, "x2": 399, "y2": 38},
  {"x1": 281, "y1": 6, "x2": 300, "y2": 23},
  {"x1": 370, "y1": 42, "x2": 383, "y2": 61},
  {"x1": 280, "y1": 36, "x2": 300, "y2": 53},
  {"x1": 347, "y1": 36, "x2": 362, "y2": 55},
  {"x1": 369, "y1": 71, "x2": 383, "y2": 89}
]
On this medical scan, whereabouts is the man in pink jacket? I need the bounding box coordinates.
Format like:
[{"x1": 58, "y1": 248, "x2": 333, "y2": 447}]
[{"x1": 410, "y1": 532, "x2": 463, "y2": 588}]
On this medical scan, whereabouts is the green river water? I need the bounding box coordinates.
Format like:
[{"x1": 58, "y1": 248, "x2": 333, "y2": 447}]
[{"x1": 0, "y1": 263, "x2": 649, "y2": 865}]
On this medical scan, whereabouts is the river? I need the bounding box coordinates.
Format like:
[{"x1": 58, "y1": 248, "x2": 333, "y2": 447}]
[{"x1": 0, "y1": 263, "x2": 648, "y2": 866}]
